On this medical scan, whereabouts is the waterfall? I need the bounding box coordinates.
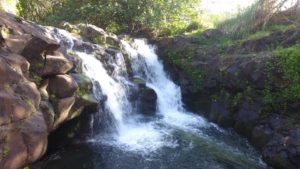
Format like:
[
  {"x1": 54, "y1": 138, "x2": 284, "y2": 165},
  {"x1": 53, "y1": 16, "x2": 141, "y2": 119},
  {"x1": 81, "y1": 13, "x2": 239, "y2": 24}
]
[{"x1": 51, "y1": 29, "x2": 266, "y2": 168}]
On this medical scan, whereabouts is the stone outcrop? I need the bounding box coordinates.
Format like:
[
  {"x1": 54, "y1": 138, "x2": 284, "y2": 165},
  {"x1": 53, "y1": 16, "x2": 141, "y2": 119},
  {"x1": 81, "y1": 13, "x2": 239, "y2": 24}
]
[
  {"x1": 60, "y1": 22, "x2": 120, "y2": 48},
  {"x1": 157, "y1": 28, "x2": 300, "y2": 169},
  {"x1": 131, "y1": 78, "x2": 157, "y2": 115},
  {"x1": 0, "y1": 12, "x2": 98, "y2": 169}
]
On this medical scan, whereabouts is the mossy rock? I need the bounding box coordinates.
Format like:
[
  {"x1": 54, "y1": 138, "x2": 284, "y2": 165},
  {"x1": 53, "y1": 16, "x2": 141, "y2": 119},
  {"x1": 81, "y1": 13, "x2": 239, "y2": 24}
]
[
  {"x1": 71, "y1": 74, "x2": 93, "y2": 97},
  {"x1": 132, "y1": 77, "x2": 146, "y2": 88}
]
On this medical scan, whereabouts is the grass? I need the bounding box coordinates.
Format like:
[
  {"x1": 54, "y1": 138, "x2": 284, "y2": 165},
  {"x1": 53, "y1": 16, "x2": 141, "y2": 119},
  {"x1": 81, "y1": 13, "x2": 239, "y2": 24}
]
[
  {"x1": 165, "y1": 47, "x2": 206, "y2": 91},
  {"x1": 275, "y1": 44, "x2": 300, "y2": 101},
  {"x1": 263, "y1": 43, "x2": 300, "y2": 110}
]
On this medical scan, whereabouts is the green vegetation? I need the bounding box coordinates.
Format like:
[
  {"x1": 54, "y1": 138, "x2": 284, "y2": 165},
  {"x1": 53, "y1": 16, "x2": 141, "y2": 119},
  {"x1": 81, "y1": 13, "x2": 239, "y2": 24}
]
[
  {"x1": 17, "y1": 0, "x2": 201, "y2": 35},
  {"x1": 263, "y1": 44, "x2": 300, "y2": 110},
  {"x1": 216, "y1": 0, "x2": 300, "y2": 38},
  {"x1": 275, "y1": 44, "x2": 300, "y2": 101},
  {"x1": 166, "y1": 47, "x2": 205, "y2": 90},
  {"x1": 2, "y1": 141, "x2": 9, "y2": 158}
]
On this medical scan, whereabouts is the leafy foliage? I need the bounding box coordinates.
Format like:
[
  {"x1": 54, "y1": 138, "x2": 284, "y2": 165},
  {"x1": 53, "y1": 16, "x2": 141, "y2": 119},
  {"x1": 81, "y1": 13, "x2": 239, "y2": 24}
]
[{"x1": 17, "y1": 0, "x2": 201, "y2": 35}]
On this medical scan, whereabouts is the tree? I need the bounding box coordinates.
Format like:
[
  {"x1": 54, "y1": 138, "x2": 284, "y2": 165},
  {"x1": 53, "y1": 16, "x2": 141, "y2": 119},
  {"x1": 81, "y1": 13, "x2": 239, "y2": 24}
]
[{"x1": 18, "y1": 0, "x2": 201, "y2": 35}]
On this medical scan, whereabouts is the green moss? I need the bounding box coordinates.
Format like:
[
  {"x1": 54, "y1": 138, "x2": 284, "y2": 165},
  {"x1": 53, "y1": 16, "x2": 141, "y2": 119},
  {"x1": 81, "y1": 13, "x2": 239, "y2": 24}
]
[
  {"x1": 30, "y1": 73, "x2": 43, "y2": 86},
  {"x1": 165, "y1": 47, "x2": 206, "y2": 91},
  {"x1": 75, "y1": 81, "x2": 92, "y2": 97},
  {"x1": 91, "y1": 36, "x2": 106, "y2": 46},
  {"x1": 284, "y1": 117, "x2": 296, "y2": 129},
  {"x1": 275, "y1": 44, "x2": 300, "y2": 100},
  {"x1": 133, "y1": 78, "x2": 145, "y2": 85},
  {"x1": 2, "y1": 141, "x2": 9, "y2": 158},
  {"x1": 263, "y1": 44, "x2": 300, "y2": 110}
]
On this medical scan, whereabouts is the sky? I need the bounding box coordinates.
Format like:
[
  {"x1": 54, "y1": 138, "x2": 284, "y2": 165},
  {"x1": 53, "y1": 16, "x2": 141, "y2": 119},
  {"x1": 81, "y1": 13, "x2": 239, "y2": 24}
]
[
  {"x1": 200, "y1": 0, "x2": 299, "y2": 15},
  {"x1": 200, "y1": 0, "x2": 256, "y2": 15}
]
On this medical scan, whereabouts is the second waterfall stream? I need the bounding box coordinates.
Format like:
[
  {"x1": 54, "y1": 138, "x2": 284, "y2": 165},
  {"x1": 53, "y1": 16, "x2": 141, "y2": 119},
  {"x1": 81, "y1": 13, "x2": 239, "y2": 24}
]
[{"x1": 49, "y1": 29, "x2": 266, "y2": 169}]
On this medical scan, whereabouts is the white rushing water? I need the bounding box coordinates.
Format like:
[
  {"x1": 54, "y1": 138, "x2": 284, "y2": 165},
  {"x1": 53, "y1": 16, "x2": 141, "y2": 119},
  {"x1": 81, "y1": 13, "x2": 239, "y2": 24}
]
[
  {"x1": 52, "y1": 29, "x2": 265, "y2": 168},
  {"x1": 53, "y1": 29, "x2": 227, "y2": 151}
]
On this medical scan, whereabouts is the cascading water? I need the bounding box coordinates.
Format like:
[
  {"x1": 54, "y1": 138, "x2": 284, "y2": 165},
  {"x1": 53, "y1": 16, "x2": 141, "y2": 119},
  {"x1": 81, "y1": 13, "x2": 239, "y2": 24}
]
[{"x1": 42, "y1": 29, "x2": 267, "y2": 169}]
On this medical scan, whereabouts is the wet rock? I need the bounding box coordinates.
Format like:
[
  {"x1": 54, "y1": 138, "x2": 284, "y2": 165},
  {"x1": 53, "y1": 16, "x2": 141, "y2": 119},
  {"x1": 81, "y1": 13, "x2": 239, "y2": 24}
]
[
  {"x1": 251, "y1": 125, "x2": 273, "y2": 149},
  {"x1": 131, "y1": 78, "x2": 157, "y2": 115},
  {"x1": 70, "y1": 74, "x2": 99, "y2": 114},
  {"x1": 263, "y1": 134, "x2": 296, "y2": 169},
  {"x1": 138, "y1": 87, "x2": 157, "y2": 115},
  {"x1": 132, "y1": 77, "x2": 146, "y2": 88},
  {"x1": 234, "y1": 100, "x2": 260, "y2": 138},
  {"x1": 157, "y1": 23, "x2": 300, "y2": 169},
  {"x1": 210, "y1": 101, "x2": 234, "y2": 127}
]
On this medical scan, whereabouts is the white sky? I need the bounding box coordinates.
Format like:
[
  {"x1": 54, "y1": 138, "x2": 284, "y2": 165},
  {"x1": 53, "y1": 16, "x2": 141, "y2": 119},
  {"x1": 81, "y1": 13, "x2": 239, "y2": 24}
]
[
  {"x1": 200, "y1": 0, "x2": 256, "y2": 15},
  {"x1": 200, "y1": 0, "x2": 299, "y2": 15}
]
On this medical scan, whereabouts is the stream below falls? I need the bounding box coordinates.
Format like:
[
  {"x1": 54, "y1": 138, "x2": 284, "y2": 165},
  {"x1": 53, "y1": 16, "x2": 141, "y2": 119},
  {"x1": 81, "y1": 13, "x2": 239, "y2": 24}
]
[{"x1": 31, "y1": 31, "x2": 267, "y2": 169}]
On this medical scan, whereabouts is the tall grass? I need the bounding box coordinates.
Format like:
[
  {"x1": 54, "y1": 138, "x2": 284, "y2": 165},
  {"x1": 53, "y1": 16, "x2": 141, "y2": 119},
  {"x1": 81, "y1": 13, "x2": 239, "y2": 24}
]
[{"x1": 217, "y1": 0, "x2": 300, "y2": 39}]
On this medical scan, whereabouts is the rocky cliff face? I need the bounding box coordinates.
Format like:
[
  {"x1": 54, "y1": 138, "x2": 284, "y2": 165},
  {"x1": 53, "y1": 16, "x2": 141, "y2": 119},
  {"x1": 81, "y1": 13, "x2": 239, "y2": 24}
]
[
  {"x1": 0, "y1": 12, "x2": 98, "y2": 169},
  {"x1": 158, "y1": 29, "x2": 300, "y2": 169}
]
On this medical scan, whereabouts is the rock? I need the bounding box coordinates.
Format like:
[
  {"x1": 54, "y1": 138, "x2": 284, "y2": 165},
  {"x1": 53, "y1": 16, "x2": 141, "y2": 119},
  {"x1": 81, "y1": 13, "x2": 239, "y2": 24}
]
[
  {"x1": 3, "y1": 33, "x2": 32, "y2": 54},
  {"x1": 42, "y1": 51, "x2": 73, "y2": 76},
  {"x1": 287, "y1": 127, "x2": 300, "y2": 167},
  {"x1": 70, "y1": 94, "x2": 98, "y2": 117},
  {"x1": 157, "y1": 22, "x2": 300, "y2": 169},
  {"x1": 53, "y1": 96, "x2": 76, "y2": 129},
  {"x1": 70, "y1": 74, "x2": 99, "y2": 115},
  {"x1": 105, "y1": 34, "x2": 120, "y2": 47},
  {"x1": 210, "y1": 101, "x2": 234, "y2": 127},
  {"x1": 132, "y1": 77, "x2": 146, "y2": 88},
  {"x1": 234, "y1": 100, "x2": 260, "y2": 137},
  {"x1": 20, "y1": 111, "x2": 48, "y2": 163},
  {"x1": 263, "y1": 134, "x2": 296, "y2": 169},
  {"x1": 40, "y1": 101, "x2": 55, "y2": 132},
  {"x1": 226, "y1": 28, "x2": 300, "y2": 54},
  {"x1": 21, "y1": 36, "x2": 60, "y2": 67},
  {"x1": 1, "y1": 131, "x2": 28, "y2": 169},
  {"x1": 0, "y1": 52, "x2": 27, "y2": 84},
  {"x1": 202, "y1": 29, "x2": 223, "y2": 39},
  {"x1": 77, "y1": 24, "x2": 106, "y2": 39},
  {"x1": 137, "y1": 87, "x2": 157, "y2": 115},
  {"x1": 0, "y1": 11, "x2": 100, "y2": 169},
  {"x1": 251, "y1": 125, "x2": 273, "y2": 149},
  {"x1": 47, "y1": 75, "x2": 78, "y2": 99}
]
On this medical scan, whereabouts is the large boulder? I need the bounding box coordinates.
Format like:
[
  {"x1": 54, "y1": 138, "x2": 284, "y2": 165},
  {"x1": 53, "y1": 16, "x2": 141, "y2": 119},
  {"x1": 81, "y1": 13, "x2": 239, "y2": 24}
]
[
  {"x1": 42, "y1": 51, "x2": 73, "y2": 76},
  {"x1": 0, "y1": 11, "x2": 100, "y2": 169},
  {"x1": 157, "y1": 27, "x2": 300, "y2": 169},
  {"x1": 47, "y1": 75, "x2": 78, "y2": 99},
  {"x1": 132, "y1": 78, "x2": 157, "y2": 115},
  {"x1": 0, "y1": 49, "x2": 47, "y2": 169},
  {"x1": 138, "y1": 87, "x2": 157, "y2": 115}
]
